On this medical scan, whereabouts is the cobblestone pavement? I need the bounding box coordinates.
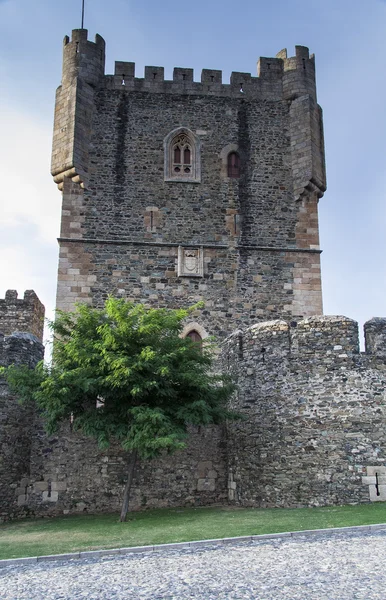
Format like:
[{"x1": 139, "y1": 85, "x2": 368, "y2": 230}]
[{"x1": 1, "y1": 530, "x2": 386, "y2": 599}]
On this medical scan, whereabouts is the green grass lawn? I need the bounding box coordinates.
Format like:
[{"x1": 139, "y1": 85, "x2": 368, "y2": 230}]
[{"x1": 1, "y1": 503, "x2": 386, "y2": 560}]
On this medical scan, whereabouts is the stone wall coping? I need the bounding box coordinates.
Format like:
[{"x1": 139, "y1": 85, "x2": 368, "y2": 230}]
[
  {"x1": 249, "y1": 320, "x2": 289, "y2": 332},
  {"x1": 365, "y1": 317, "x2": 386, "y2": 327},
  {"x1": 299, "y1": 315, "x2": 358, "y2": 326},
  {"x1": 1, "y1": 523, "x2": 385, "y2": 568},
  {"x1": 5, "y1": 332, "x2": 42, "y2": 344},
  {"x1": 221, "y1": 314, "x2": 386, "y2": 358}
]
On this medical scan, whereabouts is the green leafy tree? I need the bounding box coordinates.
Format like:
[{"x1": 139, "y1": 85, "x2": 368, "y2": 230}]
[{"x1": 3, "y1": 299, "x2": 237, "y2": 521}]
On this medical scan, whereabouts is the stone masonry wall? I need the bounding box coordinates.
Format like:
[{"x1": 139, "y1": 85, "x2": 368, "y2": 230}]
[
  {"x1": 222, "y1": 316, "x2": 386, "y2": 508},
  {"x1": 0, "y1": 332, "x2": 44, "y2": 521},
  {"x1": 21, "y1": 422, "x2": 227, "y2": 517},
  {"x1": 54, "y1": 30, "x2": 326, "y2": 327}
]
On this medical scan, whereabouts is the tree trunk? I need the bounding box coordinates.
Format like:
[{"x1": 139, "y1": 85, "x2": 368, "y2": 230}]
[{"x1": 119, "y1": 449, "x2": 138, "y2": 522}]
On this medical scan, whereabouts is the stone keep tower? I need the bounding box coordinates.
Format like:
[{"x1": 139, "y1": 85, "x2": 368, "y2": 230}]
[{"x1": 52, "y1": 29, "x2": 326, "y2": 337}]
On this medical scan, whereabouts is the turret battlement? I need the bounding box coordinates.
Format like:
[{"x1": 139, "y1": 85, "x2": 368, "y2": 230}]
[
  {"x1": 61, "y1": 29, "x2": 105, "y2": 86},
  {"x1": 0, "y1": 290, "x2": 45, "y2": 342}
]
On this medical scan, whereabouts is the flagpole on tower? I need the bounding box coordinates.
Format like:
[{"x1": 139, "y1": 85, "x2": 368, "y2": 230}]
[{"x1": 81, "y1": 0, "x2": 85, "y2": 29}]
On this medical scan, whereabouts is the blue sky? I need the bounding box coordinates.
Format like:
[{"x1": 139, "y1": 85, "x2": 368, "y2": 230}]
[{"x1": 1, "y1": 0, "x2": 386, "y2": 345}]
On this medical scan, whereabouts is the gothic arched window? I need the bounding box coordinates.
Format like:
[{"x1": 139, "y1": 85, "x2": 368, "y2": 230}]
[
  {"x1": 164, "y1": 128, "x2": 201, "y2": 182},
  {"x1": 227, "y1": 152, "x2": 240, "y2": 178}
]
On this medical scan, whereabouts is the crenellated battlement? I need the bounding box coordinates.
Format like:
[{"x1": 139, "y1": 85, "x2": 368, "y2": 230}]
[
  {"x1": 0, "y1": 290, "x2": 45, "y2": 342},
  {"x1": 57, "y1": 29, "x2": 317, "y2": 100},
  {"x1": 222, "y1": 315, "x2": 386, "y2": 366},
  {"x1": 106, "y1": 44, "x2": 316, "y2": 100}
]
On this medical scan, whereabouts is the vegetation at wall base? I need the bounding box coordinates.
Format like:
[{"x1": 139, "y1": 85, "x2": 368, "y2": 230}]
[
  {"x1": 1, "y1": 503, "x2": 385, "y2": 560},
  {"x1": 2, "y1": 299, "x2": 237, "y2": 522}
]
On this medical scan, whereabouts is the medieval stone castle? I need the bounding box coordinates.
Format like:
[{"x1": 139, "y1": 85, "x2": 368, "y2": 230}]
[{"x1": 1, "y1": 29, "x2": 386, "y2": 521}]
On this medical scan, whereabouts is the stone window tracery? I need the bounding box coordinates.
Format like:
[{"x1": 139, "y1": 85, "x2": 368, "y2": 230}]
[
  {"x1": 172, "y1": 135, "x2": 192, "y2": 175},
  {"x1": 164, "y1": 127, "x2": 201, "y2": 182}
]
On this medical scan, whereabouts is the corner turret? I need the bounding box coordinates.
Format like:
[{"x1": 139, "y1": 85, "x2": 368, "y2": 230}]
[
  {"x1": 280, "y1": 46, "x2": 317, "y2": 102},
  {"x1": 278, "y1": 47, "x2": 326, "y2": 201},
  {"x1": 51, "y1": 29, "x2": 105, "y2": 191},
  {"x1": 62, "y1": 29, "x2": 105, "y2": 87}
]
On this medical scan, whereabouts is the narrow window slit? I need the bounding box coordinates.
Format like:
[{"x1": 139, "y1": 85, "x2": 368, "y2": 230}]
[
  {"x1": 238, "y1": 333, "x2": 243, "y2": 359},
  {"x1": 376, "y1": 472, "x2": 380, "y2": 496},
  {"x1": 227, "y1": 152, "x2": 240, "y2": 178}
]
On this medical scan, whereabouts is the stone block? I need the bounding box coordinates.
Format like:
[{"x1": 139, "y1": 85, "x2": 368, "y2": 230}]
[
  {"x1": 369, "y1": 484, "x2": 386, "y2": 502},
  {"x1": 120, "y1": 545, "x2": 154, "y2": 554},
  {"x1": 153, "y1": 542, "x2": 191, "y2": 551},
  {"x1": 80, "y1": 548, "x2": 121, "y2": 558},
  {"x1": 362, "y1": 476, "x2": 376, "y2": 485},
  {"x1": 34, "y1": 481, "x2": 48, "y2": 492},
  {"x1": 42, "y1": 491, "x2": 59, "y2": 503},
  {"x1": 197, "y1": 478, "x2": 216, "y2": 492},
  {"x1": 0, "y1": 557, "x2": 37, "y2": 568},
  {"x1": 37, "y1": 552, "x2": 80, "y2": 562},
  {"x1": 367, "y1": 466, "x2": 386, "y2": 476},
  {"x1": 51, "y1": 481, "x2": 67, "y2": 491}
]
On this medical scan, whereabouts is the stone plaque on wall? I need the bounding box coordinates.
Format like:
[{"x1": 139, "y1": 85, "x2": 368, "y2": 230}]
[{"x1": 178, "y1": 246, "x2": 203, "y2": 277}]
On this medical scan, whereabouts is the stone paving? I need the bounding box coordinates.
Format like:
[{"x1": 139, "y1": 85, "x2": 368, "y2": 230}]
[{"x1": 1, "y1": 530, "x2": 386, "y2": 599}]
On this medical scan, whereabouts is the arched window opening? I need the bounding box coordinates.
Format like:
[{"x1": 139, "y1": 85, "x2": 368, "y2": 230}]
[
  {"x1": 227, "y1": 152, "x2": 240, "y2": 178},
  {"x1": 186, "y1": 329, "x2": 202, "y2": 351},
  {"x1": 164, "y1": 127, "x2": 201, "y2": 183}
]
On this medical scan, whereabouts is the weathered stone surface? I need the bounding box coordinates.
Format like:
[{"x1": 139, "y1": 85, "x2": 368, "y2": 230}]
[
  {"x1": 0, "y1": 290, "x2": 44, "y2": 341},
  {"x1": 0, "y1": 322, "x2": 44, "y2": 521},
  {"x1": 222, "y1": 316, "x2": 386, "y2": 508},
  {"x1": 54, "y1": 31, "x2": 325, "y2": 323}
]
